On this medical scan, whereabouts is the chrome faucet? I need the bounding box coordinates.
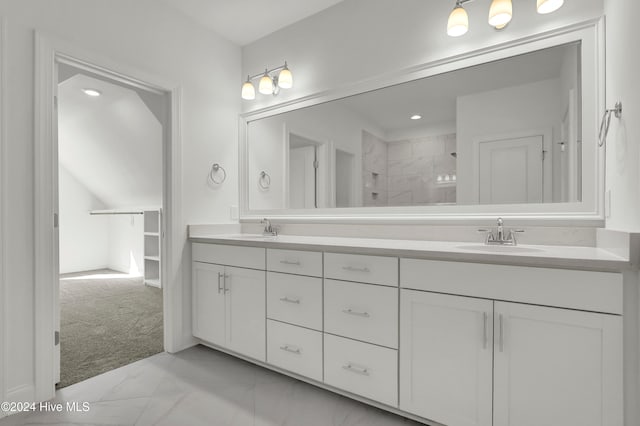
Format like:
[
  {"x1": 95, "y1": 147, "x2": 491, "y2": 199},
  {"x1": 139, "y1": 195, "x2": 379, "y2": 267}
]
[
  {"x1": 261, "y1": 218, "x2": 278, "y2": 236},
  {"x1": 478, "y1": 217, "x2": 524, "y2": 246}
]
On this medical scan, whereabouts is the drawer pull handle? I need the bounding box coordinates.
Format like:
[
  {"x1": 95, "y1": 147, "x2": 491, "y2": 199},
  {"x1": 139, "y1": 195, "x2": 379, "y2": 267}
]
[
  {"x1": 217, "y1": 272, "x2": 223, "y2": 294},
  {"x1": 280, "y1": 297, "x2": 301, "y2": 304},
  {"x1": 342, "y1": 265, "x2": 370, "y2": 273},
  {"x1": 280, "y1": 259, "x2": 301, "y2": 266},
  {"x1": 342, "y1": 309, "x2": 370, "y2": 318},
  {"x1": 342, "y1": 363, "x2": 370, "y2": 376},
  {"x1": 498, "y1": 314, "x2": 505, "y2": 352},
  {"x1": 483, "y1": 312, "x2": 489, "y2": 350},
  {"x1": 280, "y1": 345, "x2": 301, "y2": 355}
]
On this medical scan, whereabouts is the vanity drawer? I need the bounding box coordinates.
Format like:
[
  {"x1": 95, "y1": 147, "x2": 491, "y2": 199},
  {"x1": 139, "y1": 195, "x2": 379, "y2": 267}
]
[
  {"x1": 267, "y1": 320, "x2": 323, "y2": 382},
  {"x1": 267, "y1": 272, "x2": 322, "y2": 330},
  {"x1": 324, "y1": 333, "x2": 398, "y2": 407},
  {"x1": 401, "y1": 259, "x2": 623, "y2": 314},
  {"x1": 267, "y1": 249, "x2": 322, "y2": 277},
  {"x1": 192, "y1": 243, "x2": 265, "y2": 270},
  {"x1": 324, "y1": 253, "x2": 398, "y2": 286},
  {"x1": 324, "y1": 279, "x2": 398, "y2": 348}
]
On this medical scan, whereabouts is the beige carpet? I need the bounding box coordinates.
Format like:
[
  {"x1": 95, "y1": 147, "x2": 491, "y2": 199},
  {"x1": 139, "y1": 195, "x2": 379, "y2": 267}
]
[{"x1": 58, "y1": 269, "x2": 163, "y2": 388}]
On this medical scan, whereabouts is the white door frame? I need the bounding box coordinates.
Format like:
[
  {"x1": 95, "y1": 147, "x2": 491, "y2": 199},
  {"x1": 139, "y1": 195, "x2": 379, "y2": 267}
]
[
  {"x1": 0, "y1": 17, "x2": 7, "y2": 416},
  {"x1": 34, "y1": 32, "x2": 183, "y2": 401}
]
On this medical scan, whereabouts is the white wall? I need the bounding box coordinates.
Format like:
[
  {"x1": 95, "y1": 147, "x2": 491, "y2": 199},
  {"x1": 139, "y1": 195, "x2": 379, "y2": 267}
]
[
  {"x1": 0, "y1": 0, "x2": 240, "y2": 403},
  {"x1": 604, "y1": 0, "x2": 640, "y2": 232},
  {"x1": 58, "y1": 166, "x2": 110, "y2": 274},
  {"x1": 456, "y1": 79, "x2": 561, "y2": 204},
  {"x1": 107, "y1": 215, "x2": 144, "y2": 275}
]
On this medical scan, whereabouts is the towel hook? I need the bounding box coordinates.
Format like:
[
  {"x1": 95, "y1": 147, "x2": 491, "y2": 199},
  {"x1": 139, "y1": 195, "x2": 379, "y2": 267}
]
[
  {"x1": 258, "y1": 171, "x2": 271, "y2": 190},
  {"x1": 209, "y1": 163, "x2": 227, "y2": 185},
  {"x1": 598, "y1": 101, "x2": 622, "y2": 147}
]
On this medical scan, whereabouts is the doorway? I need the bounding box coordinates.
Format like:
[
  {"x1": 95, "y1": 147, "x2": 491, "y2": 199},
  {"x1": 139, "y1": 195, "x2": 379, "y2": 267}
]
[{"x1": 55, "y1": 64, "x2": 167, "y2": 387}]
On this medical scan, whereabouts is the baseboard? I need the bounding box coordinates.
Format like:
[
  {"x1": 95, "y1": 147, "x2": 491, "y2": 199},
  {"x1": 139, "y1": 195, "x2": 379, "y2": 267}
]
[{"x1": 6, "y1": 383, "x2": 34, "y2": 402}]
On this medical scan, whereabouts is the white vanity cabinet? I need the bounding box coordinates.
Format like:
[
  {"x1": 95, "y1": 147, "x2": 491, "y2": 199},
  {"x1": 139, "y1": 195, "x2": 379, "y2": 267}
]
[
  {"x1": 191, "y1": 239, "x2": 626, "y2": 426},
  {"x1": 192, "y1": 243, "x2": 266, "y2": 361},
  {"x1": 400, "y1": 259, "x2": 623, "y2": 426}
]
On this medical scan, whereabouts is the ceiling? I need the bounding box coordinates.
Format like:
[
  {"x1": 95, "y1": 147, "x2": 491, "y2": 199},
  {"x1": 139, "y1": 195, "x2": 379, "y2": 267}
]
[
  {"x1": 58, "y1": 73, "x2": 163, "y2": 209},
  {"x1": 159, "y1": 0, "x2": 345, "y2": 46}
]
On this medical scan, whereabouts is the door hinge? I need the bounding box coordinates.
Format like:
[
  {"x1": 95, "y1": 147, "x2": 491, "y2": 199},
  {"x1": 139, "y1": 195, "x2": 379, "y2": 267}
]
[
  {"x1": 54, "y1": 96, "x2": 58, "y2": 109},
  {"x1": 313, "y1": 160, "x2": 319, "y2": 169},
  {"x1": 542, "y1": 150, "x2": 547, "y2": 160},
  {"x1": 53, "y1": 213, "x2": 59, "y2": 228},
  {"x1": 54, "y1": 331, "x2": 60, "y2": 346}
]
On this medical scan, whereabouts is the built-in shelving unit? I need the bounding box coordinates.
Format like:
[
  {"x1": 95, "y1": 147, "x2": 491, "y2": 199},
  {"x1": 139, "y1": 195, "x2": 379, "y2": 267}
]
[{"x1": 143, "y1": 210, "x2": 161, "y2": 288}]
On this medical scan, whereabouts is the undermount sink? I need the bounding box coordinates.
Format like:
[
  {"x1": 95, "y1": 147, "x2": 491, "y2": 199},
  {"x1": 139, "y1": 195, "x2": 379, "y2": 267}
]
[{"x1": 456, "y1": 244, "x2": 543, "y2": 253}]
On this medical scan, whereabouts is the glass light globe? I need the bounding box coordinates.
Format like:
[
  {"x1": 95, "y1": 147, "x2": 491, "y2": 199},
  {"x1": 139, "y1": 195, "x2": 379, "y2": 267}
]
[
  {"x1": 278, "y1": 65, "x2": 293, "y2": 89},
  {"x1": 447, "y1": 5, "x2": 469, "y2": 37},
  {"x1": 258, "y1": 72, "x2": 274, "y2": 95},
  {"x1": 537, "y1": 0, "x2": 564, "y2": 14},
  {"x1": 241, "y1": 79, "x2": 255, "y2": 100},
  {"x1": 488, "y1": 0, "x2": 512, "y2": 28}
]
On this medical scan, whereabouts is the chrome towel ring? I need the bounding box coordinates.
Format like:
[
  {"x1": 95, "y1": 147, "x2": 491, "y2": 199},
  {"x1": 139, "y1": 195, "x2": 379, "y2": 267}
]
[
  {"x1": 258, "y1": 171, "x2": 271, "y2": 190},
  {"x1": 598, "y1": 101, "x2": 622, "y2": 147},
  {"x1": 209, "y1": 163, "x2": 227, "y2": 185}
]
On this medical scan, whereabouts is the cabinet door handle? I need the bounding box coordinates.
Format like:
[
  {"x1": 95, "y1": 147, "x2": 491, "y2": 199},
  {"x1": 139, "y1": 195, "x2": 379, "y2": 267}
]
[
  {"x1": 342, "y1": 363, "x2": 370, "y2": 376},
  {"x1": 279, "y1": 297, "x2": 300, "y2": 304},
  {"x1": 224, "y1": 274, "x2": 230, "y2": 293},
  {"x1": 342, "y1": 265, "x2": 370, "y2": 273},
  {"x1": 279, "y1": 345, "x2": 301, "y2": 355},
  {"x1": 342, "y1": 308, "x2": 370, "y2": 318},
  {"x1": 483, "y1": 312, "x2": 489, "y2": 350},
  {"x1": 280, "y1": 259, "x2": 301, "y2": 266},
  {"x1": 217, "y1": 272, "x2": 223, "y2": 294},
  {"x1": 498, "y1": 314, "x2": 504, "y2": 352}
]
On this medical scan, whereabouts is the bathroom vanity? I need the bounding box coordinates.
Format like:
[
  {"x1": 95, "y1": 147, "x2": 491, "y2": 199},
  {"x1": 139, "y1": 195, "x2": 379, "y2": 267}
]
[{"x1": 189, "y1": 233, "x2": 629, "y2": 426}]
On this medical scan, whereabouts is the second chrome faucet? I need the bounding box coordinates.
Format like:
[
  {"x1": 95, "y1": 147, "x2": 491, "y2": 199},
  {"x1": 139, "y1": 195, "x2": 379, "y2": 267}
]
[{"x1": 478, "y1": 217, "x2": 524, "y2": 246}]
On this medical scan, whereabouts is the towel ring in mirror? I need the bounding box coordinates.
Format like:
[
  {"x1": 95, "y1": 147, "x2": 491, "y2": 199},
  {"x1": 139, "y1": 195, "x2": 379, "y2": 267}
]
[
  {"x1": 258, "y1": 171, "x2": 271, "y2": 190},
  {"x1": 209, "y1": 163, "x2": 227, "y2": 185}
]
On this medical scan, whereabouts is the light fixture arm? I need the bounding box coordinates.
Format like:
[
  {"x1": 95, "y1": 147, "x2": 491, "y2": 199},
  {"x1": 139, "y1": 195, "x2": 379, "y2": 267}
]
[{"x1": 245, "y1": 63, "x2": 288, "y2": 83}]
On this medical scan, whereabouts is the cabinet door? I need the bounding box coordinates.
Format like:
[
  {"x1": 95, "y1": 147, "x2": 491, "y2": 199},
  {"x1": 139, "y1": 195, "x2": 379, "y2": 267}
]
[
  {"x1": 192, "y1": 262, "x2": 226, "y2": 347},
  {"x1": 225, "y1": 266, "x2": 266, "y2": 361},
  {"x1": 493, "y1": 302, "x2": 623, "y2": 426},
  {"x1": 400, "y1": 290, "x2": 493, "y2": 426}
]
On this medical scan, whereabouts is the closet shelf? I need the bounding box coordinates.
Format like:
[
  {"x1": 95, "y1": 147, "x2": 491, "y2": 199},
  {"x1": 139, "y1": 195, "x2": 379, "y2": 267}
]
[
  {"x1": 144, "y1": 256, "x2": 160, "y2": 262},
  {"x1": 144, "y1": 232, "x2": 160, "y2": 237}
]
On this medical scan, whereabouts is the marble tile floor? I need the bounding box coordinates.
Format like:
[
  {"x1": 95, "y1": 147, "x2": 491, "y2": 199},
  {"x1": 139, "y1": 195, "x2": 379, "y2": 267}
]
[{"x1": 0, "y1": 345, "x2": 424, "y2": 426}]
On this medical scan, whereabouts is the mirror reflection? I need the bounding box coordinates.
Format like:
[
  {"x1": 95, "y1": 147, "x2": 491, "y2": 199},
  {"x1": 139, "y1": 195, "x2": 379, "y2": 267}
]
[{"x1": 248, "y1": 42, "x2": 581, "y2": 211}]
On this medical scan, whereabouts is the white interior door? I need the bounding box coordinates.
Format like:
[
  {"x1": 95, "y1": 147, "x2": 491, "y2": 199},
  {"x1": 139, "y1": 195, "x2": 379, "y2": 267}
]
[
  {"x1": 493, "y1": 302, "x2": 623, "y2": 426},
  {"x1": 289, "y1": 145, "x2": 316, "y2": 209},
  {"x1": 400, "y1": 290, "x2": 493, "y2": 426},
  {"x1": 53, "y1": 64, "x2": 61, "y2": 385},
  {"x1": 478, "y1": 136, "x2": 543, "y2": 204}
]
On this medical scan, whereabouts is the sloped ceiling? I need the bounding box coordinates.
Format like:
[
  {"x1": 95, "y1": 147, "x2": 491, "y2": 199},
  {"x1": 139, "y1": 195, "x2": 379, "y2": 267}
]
[
  {"x1": 58, "y1": 74, "x2": 162, "y2": 210},
  {"x1": 159, "y1": 0, "x2": 345, "y2": 46}
]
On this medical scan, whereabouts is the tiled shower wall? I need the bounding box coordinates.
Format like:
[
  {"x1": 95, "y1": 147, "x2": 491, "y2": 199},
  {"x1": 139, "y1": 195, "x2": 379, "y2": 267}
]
[
  {"x1": 363, "y1": 131, "x2": 457, "y2": 206},
  {"x1": 362, "y1": 130, "x2": 388, "y2": 206}
]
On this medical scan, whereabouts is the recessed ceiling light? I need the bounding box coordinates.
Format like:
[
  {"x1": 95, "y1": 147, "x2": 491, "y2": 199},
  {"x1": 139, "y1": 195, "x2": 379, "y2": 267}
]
[
  {"x1": 82, "y1": 88, "x2": 102, "y2": 97},
  {"x1": 410, "y1": 114, "x2": 422, "y2": 120}
]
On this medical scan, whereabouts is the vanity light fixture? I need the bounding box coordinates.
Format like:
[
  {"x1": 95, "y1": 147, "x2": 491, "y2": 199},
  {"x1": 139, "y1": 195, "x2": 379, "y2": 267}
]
[
  {"x1": 82, "y1": 88, "x2": 101, "y2": 97},
  {"x1": 447, "y1": 0, "x2": 564, "y2": 36},
  {"x1": 241, "y1": 61, "x2": 293, "y2": 100}
]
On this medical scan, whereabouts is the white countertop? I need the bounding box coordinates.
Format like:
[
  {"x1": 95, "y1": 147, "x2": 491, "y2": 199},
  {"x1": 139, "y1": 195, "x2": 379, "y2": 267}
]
[{"x1": 189, "y1": 231, "x2": 631, "y2": 271}]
